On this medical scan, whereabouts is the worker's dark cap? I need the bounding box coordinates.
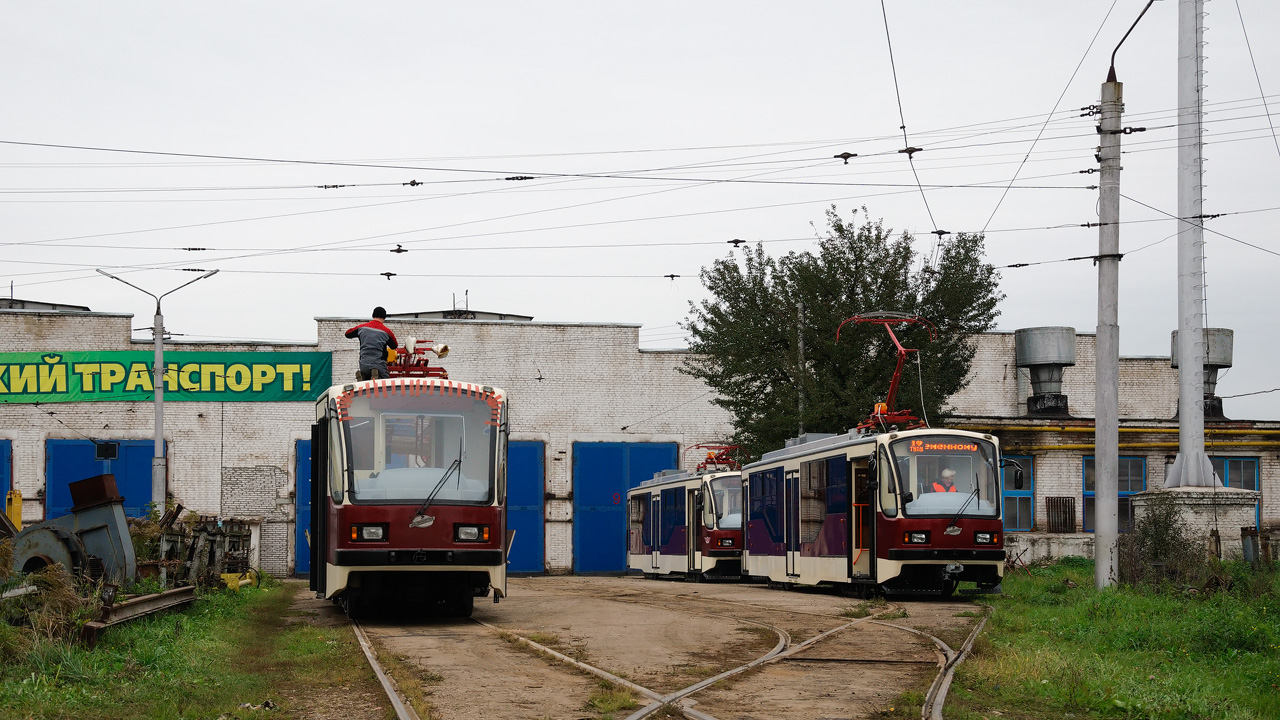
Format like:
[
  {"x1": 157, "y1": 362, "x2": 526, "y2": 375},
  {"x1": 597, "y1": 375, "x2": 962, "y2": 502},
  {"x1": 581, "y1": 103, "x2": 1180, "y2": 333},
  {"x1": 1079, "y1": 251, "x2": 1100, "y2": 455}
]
[{"x1": 372, "y1": 306, "x2": 387, "y2": 318}]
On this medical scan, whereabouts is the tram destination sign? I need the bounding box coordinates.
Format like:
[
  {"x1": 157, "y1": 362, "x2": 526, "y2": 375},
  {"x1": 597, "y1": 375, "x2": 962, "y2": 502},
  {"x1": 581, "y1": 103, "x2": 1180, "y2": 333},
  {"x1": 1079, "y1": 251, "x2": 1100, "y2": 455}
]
[{"x1": 0, "y1": 351, "x2": 332, "y2": 403}]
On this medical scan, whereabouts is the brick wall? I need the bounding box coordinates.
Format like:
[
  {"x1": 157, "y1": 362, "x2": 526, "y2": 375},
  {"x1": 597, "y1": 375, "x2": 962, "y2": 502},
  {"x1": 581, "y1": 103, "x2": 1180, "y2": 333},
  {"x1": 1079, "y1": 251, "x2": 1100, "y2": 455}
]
[{"x1": 946, "y1": 332, "x2": 1179, "y2": 420}]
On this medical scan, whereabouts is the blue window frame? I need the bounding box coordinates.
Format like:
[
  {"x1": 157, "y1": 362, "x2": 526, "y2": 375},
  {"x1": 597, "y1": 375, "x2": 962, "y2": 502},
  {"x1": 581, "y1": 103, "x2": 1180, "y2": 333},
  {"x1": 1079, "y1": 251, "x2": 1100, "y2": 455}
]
[
  {"x1": 1083, "y1": 456, "x2": 1145, "y2": 533},
  {"x1": 1211, "y1": 456, "x2": 1260, "y2": 526},
  {"x1": 1001, "y1": 455, "x2": 1034, "y2": 531}
]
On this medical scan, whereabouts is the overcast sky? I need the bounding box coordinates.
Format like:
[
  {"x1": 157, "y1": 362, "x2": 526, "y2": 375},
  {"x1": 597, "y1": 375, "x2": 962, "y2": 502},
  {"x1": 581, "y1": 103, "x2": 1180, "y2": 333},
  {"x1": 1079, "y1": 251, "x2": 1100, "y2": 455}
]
[{"x1": 2, "y1": 2, "x2": 1277, "y2": 419}]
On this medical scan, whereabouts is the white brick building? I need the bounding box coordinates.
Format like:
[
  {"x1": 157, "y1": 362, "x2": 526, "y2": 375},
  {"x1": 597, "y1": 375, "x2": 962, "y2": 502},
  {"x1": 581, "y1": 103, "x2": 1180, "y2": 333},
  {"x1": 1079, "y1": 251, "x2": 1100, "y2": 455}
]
[{"x1": 1, "y1": 310, "x2": 1273, "y2": 575}]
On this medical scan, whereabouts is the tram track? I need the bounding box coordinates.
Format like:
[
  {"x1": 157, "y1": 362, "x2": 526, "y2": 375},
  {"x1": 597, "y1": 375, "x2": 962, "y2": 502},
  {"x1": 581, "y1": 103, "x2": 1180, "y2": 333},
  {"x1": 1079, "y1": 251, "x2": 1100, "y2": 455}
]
[{"x1": 348, "y1": 578, "x2": 988, "y2": 720}]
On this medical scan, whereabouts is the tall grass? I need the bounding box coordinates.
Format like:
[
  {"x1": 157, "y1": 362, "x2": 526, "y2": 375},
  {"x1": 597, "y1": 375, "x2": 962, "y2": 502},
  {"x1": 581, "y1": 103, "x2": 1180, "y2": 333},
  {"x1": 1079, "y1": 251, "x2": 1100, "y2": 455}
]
[
  {"x1": 0, "y1": 579, "x2": 386, "y2": 719},
  {"x1": 951, "y1": 557, "x2": 1280, "y2": 720}
]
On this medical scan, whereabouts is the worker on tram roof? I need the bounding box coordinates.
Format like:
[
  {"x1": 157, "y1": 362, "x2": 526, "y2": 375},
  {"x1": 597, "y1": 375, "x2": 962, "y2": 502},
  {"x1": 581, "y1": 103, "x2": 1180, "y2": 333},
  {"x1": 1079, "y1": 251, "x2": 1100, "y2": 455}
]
[
  {"x1": 931, "y1": 468, "x2": 958, "y2": 493},
  {"x1": 346, "y1": 306, "x2": 398, "y2": 380}
]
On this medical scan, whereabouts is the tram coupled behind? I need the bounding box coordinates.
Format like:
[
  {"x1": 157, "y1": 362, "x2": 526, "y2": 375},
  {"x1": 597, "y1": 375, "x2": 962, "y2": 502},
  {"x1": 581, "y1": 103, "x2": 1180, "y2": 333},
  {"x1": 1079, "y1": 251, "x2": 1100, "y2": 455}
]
[
  {"x1": 309, "y1": 362, "x2": 509, "y2": 617},
  {"x1": 742, "y1": 428, "x2": 1018, "y2": 596},
  {"x1": 627, "y1": 469, "x2": 744, "y2": 581}
]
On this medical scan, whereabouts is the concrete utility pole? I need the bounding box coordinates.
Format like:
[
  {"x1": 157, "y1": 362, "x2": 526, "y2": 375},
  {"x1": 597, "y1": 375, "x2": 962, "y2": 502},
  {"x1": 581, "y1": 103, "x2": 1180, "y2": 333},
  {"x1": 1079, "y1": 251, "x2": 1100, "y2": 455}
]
[
  {"x1": 796, "y1": 298, "x2": 805, "y2": 436},
  {"x1": 1095, "y1": 75, "x2": 1122, "y2": 589},
  {"x1": 1168, "y1": 0, "x2": 1218, "y2": 488},
  {"x1": 97, "y1": 270, "x2": 219, "y2": 510}
]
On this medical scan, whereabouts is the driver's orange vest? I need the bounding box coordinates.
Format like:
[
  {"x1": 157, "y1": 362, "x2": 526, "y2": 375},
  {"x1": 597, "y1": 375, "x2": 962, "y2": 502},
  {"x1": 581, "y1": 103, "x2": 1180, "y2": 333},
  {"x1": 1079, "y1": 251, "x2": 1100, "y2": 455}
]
[{"x1": 932, "y1": 482, "x2": 956, "y2": 493}]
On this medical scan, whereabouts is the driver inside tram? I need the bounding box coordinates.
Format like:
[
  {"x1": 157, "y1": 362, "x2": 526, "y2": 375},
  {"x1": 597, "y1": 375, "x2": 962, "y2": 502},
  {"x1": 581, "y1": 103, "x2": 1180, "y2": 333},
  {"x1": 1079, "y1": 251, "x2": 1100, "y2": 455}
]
[{"x1": 931, "y1": 468, "x2": 958, "y2": 493}]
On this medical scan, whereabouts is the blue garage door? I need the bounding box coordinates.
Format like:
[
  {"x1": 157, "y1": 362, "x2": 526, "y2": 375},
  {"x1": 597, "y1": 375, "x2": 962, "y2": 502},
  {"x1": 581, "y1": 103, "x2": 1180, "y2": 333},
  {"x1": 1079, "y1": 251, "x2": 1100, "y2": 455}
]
[
  {"x1": 45, "y1": 439, "x2": 161, "y2": 518},
  {"x1": 295, "y1": 439, "x2": 312, "y2": 576},
  {"x1": 0, "y1": 439, "x2": 11, "y2": 505},
  {"x1": 507, "y1": 441, "x2": 545, "y2": 574},
  {"x1": 572, "y1": 442, "x2": 678, "y2": 573}
]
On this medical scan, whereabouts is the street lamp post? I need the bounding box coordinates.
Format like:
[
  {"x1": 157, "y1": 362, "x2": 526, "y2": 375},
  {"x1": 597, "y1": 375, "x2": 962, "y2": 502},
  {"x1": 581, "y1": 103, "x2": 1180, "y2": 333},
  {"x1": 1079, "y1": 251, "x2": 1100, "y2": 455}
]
[{"x1": 96, "y1": 269, "x2": 219, "y2": 512}]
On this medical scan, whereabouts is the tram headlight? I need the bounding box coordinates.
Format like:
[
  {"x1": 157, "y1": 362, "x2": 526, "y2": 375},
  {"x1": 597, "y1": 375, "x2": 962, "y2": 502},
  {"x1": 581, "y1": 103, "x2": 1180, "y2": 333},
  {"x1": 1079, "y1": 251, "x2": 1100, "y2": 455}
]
[
  {"x1": 718, "y1": 538, "x2": 735, "y2": 547},
  {"x1": 455, "y1": 524, "x2": 491, "y2": 542},
  {"x1": 974, "y1": 531, "x2": 998, "y2": 545},
  {"x1": 351, "y1": 524, "x2": 388, "y2": 542},
  {"x1": 903, "y1": 531, "x2": 930, "y2": 544}
]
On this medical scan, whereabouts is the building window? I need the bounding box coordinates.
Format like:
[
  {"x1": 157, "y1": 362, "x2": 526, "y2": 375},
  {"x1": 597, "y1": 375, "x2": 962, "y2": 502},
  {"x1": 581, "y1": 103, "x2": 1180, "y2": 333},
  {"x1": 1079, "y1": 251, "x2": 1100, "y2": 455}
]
[
  {"x1": 1210, "y1": 456, "x2": 1259, "y2": 491},
  {"x1": 1001, "y1": 455, "x2": 1034, "y2": 532},
  {"x1": 1211, "y1": 456, "x2": 1260, "y2": 527},
  {"x1": 1083, "y1": 457, "x2": 1145, "y2": 533}
]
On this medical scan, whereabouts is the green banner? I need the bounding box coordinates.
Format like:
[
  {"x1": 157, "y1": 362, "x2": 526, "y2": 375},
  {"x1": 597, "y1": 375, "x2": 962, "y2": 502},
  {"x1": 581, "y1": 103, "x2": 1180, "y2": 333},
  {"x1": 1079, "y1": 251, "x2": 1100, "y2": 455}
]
[{"x1": 0, "y1": 351, "x2": 332, "y2": 403}]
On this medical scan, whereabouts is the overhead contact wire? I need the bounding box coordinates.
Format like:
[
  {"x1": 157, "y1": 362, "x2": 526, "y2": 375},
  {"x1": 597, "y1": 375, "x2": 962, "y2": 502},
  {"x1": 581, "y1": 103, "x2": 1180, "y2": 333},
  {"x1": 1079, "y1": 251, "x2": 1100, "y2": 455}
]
[
  {"x1": 878, "y1": 0, "x2": 940, "y2": 235},
  {"x1": 981, "y1": 0, "x2": 1121, "y2": 233}
]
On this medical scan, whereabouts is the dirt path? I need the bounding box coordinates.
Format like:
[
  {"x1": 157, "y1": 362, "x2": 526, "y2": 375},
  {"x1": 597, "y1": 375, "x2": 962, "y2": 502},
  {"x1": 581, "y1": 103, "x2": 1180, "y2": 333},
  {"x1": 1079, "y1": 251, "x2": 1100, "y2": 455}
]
[
  {"x1": 362, "y1": 615, "x2": 602, "y2": 720},
  {"x1": 348, "y1": 576, "x2": 980, "y2": 720}
]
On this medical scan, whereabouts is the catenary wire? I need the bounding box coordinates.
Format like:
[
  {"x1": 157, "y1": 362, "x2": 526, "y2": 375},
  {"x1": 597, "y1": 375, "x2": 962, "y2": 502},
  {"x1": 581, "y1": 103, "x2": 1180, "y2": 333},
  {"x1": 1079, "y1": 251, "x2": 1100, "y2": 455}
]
[
  {"x1": 1232, "y1": 0, "x2": 1280, "y2": 162},
  {"x1": 981, "y1": 0, "x2": 1120, "y2": 233},
  {"x1": 1119, "y1": 194, "x2": 1280, "y2": 259}
]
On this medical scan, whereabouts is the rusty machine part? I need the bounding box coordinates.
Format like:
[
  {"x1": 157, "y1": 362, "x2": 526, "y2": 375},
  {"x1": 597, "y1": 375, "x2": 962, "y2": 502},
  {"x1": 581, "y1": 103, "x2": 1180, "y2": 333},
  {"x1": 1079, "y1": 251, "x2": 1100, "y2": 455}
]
[
  {"x1": 11, "y1": 474, "x2": 137, "y2": 583},
  {"x1": 158, "y1": 515, "x2": 255, "y2": 587}
]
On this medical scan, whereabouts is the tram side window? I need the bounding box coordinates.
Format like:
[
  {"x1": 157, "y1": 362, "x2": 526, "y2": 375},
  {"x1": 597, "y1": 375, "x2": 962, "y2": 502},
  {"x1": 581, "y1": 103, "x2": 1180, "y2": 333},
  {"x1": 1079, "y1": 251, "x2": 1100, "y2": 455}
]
[
  {"x1": 329, "y1": 415, "x2": 345, "y2": 503},
  {"x1": 701, "y1": 486, "x2": 716, "y2": 529},
  {"x1": 660, "y1": 488, "x2": 685, "y2": 547},
  {"x1": 748, "y1": 469, "x2": 784, "y2": 546},
  {"x1": 878, "y1": 448, "x2": 897, "y2": 517},
  {"x1": 630, "y1": 494, "x2": 648, "y2": 553},
  {"x1": 800, "y1": 459, "x2": 827, "y2": 543}
]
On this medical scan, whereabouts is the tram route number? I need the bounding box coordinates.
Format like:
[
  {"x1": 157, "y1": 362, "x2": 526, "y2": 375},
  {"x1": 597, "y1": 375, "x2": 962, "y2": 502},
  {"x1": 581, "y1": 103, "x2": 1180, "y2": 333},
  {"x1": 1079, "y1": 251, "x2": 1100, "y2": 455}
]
[{"x1": 613, "y1": 493, "x2": 621, "y2": 504}]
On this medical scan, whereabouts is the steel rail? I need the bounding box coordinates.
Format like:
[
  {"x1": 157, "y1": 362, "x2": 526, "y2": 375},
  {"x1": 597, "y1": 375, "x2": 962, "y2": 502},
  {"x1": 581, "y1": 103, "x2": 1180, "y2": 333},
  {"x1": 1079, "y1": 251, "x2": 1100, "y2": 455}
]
[
  {"x1": 470, "y1": 618, "x2": 666, "y2": 704},
  {"x1": 351, "y1": 619, "x2": 422, "y2": 720},
  {"x1": 922, "y1": 611, "x2": 990, "y2": 720}
]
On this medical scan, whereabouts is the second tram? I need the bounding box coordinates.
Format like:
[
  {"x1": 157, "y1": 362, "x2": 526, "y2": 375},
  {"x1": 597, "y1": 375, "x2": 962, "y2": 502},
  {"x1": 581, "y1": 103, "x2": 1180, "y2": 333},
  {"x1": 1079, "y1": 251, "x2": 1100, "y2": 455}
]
[{"x1": 627, "y1": 468, "x2": 744, "y2": 580}]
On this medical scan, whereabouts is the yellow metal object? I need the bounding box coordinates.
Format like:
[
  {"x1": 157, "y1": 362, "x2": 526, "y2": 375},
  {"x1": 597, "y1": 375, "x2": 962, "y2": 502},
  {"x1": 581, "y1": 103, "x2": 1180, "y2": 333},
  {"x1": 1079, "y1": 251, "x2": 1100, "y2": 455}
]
[
  {"x1": 4, "y1": 488, "x2": 21, "y2": 532},
  {"x1": 386, "y1": 347, "x2": 397, "y2": 363},
  {"x1": 220, "y1": 571, "x2": 259, "y2": 592}
]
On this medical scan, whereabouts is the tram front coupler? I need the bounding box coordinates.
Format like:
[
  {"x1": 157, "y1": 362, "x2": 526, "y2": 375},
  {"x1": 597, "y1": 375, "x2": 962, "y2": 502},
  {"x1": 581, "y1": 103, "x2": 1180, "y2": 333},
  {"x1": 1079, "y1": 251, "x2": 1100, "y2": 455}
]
[{"x1": 943, "y1": 562, "x2": 965, "y2": 578}]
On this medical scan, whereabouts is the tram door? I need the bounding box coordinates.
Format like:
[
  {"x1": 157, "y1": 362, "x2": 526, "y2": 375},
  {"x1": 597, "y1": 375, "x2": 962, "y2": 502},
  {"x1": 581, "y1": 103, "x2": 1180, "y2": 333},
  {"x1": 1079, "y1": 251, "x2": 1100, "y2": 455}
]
[
  {"x1": 852, "y1": 459, "x2": 874, "y2": 579},
  {"x1": 688, "y1": 487, "x2": 703, "y2": 573},
  {"x1": 784, "y1": 469, "x2": 800, "y2": 577},
  {"x1": 648, "y1": 494, "x2": 661, "y2": 570}
]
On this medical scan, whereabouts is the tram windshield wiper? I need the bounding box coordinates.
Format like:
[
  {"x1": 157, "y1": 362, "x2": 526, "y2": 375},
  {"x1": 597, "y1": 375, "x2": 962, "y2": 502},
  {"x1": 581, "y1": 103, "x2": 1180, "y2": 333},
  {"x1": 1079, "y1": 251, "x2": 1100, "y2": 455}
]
[
  {"x1": 943, "y1": 486, "x2": 980, "y2": 536},
  {"x1": 409, "y1": 437, "x2": 463, "y2": 528}
]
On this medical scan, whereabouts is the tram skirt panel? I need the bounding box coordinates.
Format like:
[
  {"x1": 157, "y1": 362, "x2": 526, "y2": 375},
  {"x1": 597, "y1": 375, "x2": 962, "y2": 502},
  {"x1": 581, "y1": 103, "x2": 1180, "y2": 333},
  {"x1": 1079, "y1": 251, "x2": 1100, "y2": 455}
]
[
  {"x1": 507, "y1": 441, "x2": 546, "y2": 574},
  {"x1": 572, "y1": 442, "x2": 677, "y2": 573}
]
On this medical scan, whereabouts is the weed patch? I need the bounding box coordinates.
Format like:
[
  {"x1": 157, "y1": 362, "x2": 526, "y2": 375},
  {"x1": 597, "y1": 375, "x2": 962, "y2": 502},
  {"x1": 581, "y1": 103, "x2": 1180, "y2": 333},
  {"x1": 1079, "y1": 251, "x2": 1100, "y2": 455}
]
[{"x1": 586, "y1": 680, "x2": 638, "y2": 714}]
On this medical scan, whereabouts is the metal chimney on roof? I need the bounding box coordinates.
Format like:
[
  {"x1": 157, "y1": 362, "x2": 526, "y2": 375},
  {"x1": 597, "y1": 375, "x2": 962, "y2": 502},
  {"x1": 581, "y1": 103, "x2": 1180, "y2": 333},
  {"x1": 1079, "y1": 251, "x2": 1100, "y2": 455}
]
[
  {"x1": 1014, "y1": 327, "x2": 1077, "y2": 417},
  {"x1": 1171, "y1": 328, "x2": 1233, "y2": 419}
]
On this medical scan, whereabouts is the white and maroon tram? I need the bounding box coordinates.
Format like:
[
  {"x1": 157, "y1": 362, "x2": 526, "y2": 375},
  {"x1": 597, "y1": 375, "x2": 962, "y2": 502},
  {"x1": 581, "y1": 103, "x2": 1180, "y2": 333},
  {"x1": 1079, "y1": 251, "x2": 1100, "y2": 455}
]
[
  {"x1": 627, "y1": 466, "x2": 744, "y2": 581},
  {"x1": 309, "y1": 340, "x2": 509, "y2": 617},
  {"x1": 742, "y1": 428, "x2": 1019, "y2": 596},
  {"x1": 741, "y1": 313, "x2": 1023, "y2": 596}
]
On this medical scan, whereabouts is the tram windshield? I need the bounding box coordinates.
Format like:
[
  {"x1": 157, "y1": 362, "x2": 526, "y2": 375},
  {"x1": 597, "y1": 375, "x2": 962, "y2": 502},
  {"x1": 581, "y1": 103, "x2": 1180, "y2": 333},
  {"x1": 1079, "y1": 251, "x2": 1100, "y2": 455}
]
[
  {"x1": 341, "y1": 391, "x2": 497, "y2": 505},
  {"x1": 709, "y1": 475, "x2": 743, "y2": 529},
  {"x1": 887, "y1": 435, "x2": 999, "y2": 518}
]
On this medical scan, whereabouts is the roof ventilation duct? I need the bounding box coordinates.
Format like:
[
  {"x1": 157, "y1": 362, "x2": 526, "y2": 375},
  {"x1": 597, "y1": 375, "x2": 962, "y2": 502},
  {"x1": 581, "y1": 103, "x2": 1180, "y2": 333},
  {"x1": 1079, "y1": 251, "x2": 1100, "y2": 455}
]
[
  {"x1": 1171, "y1": 328, "x2": 1233, "y2": 419},
  {"x1": 1014, "y1": 327, "x2": 1076, "y2": 417}
]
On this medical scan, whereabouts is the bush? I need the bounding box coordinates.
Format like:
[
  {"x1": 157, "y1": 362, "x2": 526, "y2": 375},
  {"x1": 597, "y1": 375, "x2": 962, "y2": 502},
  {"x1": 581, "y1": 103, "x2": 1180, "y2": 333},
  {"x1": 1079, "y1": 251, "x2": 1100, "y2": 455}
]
[{"x1": 1118, "y1": 491, "x2": 1212, "y2": 587}]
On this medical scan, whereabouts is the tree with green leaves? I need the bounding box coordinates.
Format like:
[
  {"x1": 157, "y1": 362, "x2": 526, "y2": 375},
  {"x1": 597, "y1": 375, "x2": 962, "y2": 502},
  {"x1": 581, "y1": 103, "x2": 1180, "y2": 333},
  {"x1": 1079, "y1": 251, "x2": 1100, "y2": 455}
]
[{"x1": 683, "y1": 207, "x2": 1003, "y2": 460}]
